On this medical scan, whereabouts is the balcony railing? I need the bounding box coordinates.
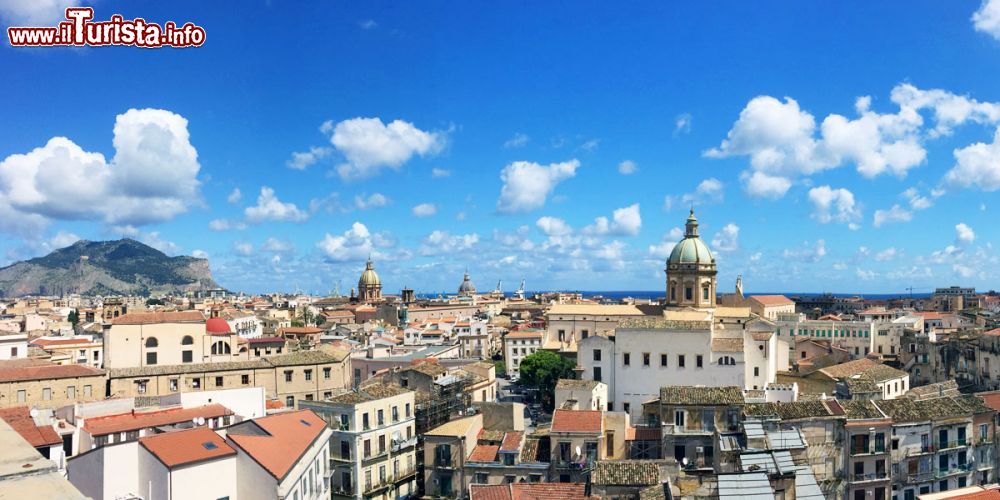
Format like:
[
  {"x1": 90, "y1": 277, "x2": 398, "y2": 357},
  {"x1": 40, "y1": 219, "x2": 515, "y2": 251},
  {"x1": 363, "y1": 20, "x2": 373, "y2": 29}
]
[
  {"x1": 662, "y1": 423, "x2": 714, "y2": 435},
  {"x1": 851, "y1": 445, "x2": 889, "y2": 456},
  {"x1": 434, "y1": 458, "x2": 454, "y2": 468},
  {"x1": 851, "y1": 472, "x2": 889, "y2": 483},
  {"x1": 904, "y1": 445, "x2": 934, "y2": 457},
  {"x1": 936, "y1": 463, "x2": 975, "y2": 477},
  {"x1": 331, "y1": 484, "x2": 354, "y2": 497},
  {"x1": 363, "y1": 467, "x2": 418, "y2": 494},
  {"x1": 937, "y1": 439, "x2": 969, "y2": 451},
  {"x1": 907, "y1": 471, "x2": 934, "y2": 483}
]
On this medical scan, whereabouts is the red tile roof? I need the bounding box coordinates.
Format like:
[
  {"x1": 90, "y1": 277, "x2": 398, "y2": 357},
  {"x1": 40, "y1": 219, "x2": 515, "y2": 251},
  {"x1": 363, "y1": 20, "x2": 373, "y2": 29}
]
[
  {"x1": 279, "y1": 327, "x2": 324, "y2": 335},
  {"x1": 0, "y1": 407, "x2": 61, "y2": 447},
  {"x1": 505, "y1": 330, "x2": 543, "y2": 339},
  {"x1": 139, "y1": 426, "x2": 236, "y2": 468},
  {"x1": 226, "y1": 410, "x2": 327, "y2": 481},
  {"x1": 111, "y1": 311, "x2": 205, "y2": 325},
  {"x1": 500, "y1": 431, "x2": 523, "y2": 452},
  {"x1": 0, "y1": 360, "x2": 104, "y2": 383},
  {"x1": 248, "y1": 336, "x2": 287, "y2": 344},
  {"x1": 469, "y1": 444, "x2": 499, "y2": 462},
  {"x1": 978, "y1": 391, "x2": 1000, "y2": 412},
  {"x1": 749, "y1": 295, "x2": 794, "y2": 306},
  {"x1": 82, "y1": 404, "x2": 232, "y2": 436},
  {"x1": 948, "y1": 488, "x2": 1000, "y2": 500},
  {"x1": 470, "y1": 483, "x2": 596, "y2": 500},
  {"x1": 30, "y1": 338, "x2": 97, "y2": 347},
  {"x1": 551, "y1": 409, "x2": 602, "y2": 433}
]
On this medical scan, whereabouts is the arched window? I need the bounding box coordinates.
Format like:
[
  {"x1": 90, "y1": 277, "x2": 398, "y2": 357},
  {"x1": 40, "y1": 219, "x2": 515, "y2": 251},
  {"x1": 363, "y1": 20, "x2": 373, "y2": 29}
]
[
  {"x1": 181, "y1": 335, "x2": 194, "y2": 345},
  {"x1": 718, "y1": 356, "x2": 736, "y2": 366},
  {"x1": 211, "y1": 341, "x2": 232, "y2": 355},
  {"x1": 145, "y1": 337, "x2": 158, "y2": 348}
]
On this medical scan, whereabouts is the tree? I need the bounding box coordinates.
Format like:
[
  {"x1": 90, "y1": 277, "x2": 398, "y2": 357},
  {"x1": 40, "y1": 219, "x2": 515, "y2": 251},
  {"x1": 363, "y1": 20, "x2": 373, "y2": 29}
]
[
  {"x1": 517, "y1": 350, "x2": 575, "y2": 410},
  {"x1": 67, "y1": 309, "x2": 79, "y2": 326}
]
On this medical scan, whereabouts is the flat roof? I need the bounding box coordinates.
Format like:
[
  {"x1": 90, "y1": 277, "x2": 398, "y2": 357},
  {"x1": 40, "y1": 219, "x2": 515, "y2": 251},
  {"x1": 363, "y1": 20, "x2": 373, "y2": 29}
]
[{"x1": 717, "y1": 472, "x2": 773, "y2": 499}]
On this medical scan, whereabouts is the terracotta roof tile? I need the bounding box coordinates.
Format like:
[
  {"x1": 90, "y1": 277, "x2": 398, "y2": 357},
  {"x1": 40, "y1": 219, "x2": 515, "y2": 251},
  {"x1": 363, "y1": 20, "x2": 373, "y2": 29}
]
[
  {"x1": 83, "y1": 404, "x2": 232, "y2": 435},
  {"x1": 470, "y1": 483, "x2": 597, "y2": 500},
  {"x1": 711, "y1": 338, "x2": 744, "y2": 353},
  {"x1": 591, "y1": 460, "x2": 660, "y2": 486},
  {"x1": 0, "y1": 407, "x2": 61, "y2": 447},
  {"x1": 660, "y1": 386, "x2": 744, "y2": 406},
  {"x1": 139, "y1": 426, "x2": 235, "y2": 468},
  {"x1": 749, "y1": 295, "x2": 794, "y2": 306},
  {"x1": 500, "y1": 431, "x2": 523, "y2": 452},
  {"x1": 469, "y1": 444, "x2": 499, "y2": 462},
  {"x1": 226, "y1": 410, "x2": 328, "y2": 481},
  {"x1": 551, "y1": 409, "x2": 602, "y2": 433},
  {"x1": 0, "y1": 360, "x2": 103, "y2": 383},
  {"x1": 111, "y1": 311, "x2": 205, "y2": 325}
]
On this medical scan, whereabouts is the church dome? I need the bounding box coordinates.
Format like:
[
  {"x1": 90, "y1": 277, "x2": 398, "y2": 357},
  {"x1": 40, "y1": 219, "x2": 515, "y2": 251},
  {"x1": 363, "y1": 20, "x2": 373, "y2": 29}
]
[
  {"x1": 667, "y1": 209, "x2": 715, "y2": 266},
  {"x1": 458, "y1": 271, "x2": 476, "y2": 294},
  {"x1": 206, "y1": 317, "x2": 231, "y2": 334},
  {"x1": 358, "y1": 258, "x2": 381, "y2": 287}
]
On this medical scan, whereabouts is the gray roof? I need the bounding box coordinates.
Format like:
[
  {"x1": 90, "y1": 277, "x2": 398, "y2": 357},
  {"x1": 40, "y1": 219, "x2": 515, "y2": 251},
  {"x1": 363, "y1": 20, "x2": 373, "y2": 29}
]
[
  {"x1": 739, "y1": 450, "x2": 795, "y2": 475},
  {"x1": 766, "y1": 429, "x2": 807, "y2": 450},
  {"x1": 743, "y1": 420, "x2": 766, "y2": 442},
  {"x1": 717, "y1": 472, "x2": 773, "y2": 499},
  {"x1": 792, "y1": 466, "x2": 825, "y2": 500}
]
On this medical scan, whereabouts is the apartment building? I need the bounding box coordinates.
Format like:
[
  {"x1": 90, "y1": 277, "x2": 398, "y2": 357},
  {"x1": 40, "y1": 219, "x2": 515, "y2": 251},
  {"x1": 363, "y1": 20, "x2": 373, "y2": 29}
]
[
  {"x1": 0, "y1": 360, "x2": 105, "y2": 409},
  {"x1": 502, "y1": 329, "x2": 542, "y2": 379},
  {"x1": 549, "y1": 409, "x2": 629, "y2": 483},
  {"x1": 300, "y1": 383, "x2": 418, "y2": 500},
  {"x1": 106, "y1": 345, "x2": 352, "y2": 407}
]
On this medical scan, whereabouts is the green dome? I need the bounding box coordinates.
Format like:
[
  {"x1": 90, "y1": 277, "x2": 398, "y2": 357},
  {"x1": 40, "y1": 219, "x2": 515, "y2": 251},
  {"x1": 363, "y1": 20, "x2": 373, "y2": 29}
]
[
  {"x1": 667, "y1": 208, "x2": 715, "y2": 266},
  {"x1": 668, "y1": 237, "x2": 714, "y2": 265}
]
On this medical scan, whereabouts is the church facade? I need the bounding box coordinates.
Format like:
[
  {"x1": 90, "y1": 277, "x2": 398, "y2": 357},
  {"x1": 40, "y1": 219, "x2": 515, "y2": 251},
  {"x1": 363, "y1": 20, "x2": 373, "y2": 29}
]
[{"x1": 576, "y1": 210, "x2": 789, "y2": 423}]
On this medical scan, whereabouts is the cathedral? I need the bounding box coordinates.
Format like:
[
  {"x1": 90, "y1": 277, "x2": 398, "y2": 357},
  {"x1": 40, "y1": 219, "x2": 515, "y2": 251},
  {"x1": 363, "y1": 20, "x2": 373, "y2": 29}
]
[
  {"x1": 355, "y1": 257, "x2": 382, "y2": 303},
  {"x1": 665, "y1": 209, "x2": 717, "y2": 309}
]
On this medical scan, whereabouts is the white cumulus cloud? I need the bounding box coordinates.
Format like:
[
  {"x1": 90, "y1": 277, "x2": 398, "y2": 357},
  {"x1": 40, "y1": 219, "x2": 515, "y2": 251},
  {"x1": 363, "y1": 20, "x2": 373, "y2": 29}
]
[
  {"x1": 618, "y1": 160, "x2": 638, "y2": 175},
  {"x1": 496, "y1": 159, "x2": 579, "y2": 213},
  {"x1": 974, "y1": 0, "x2": 1000, "y2": 41},
  {"x1": 286, "y1": 146, "x2": 332, "y2": 170},
  {"x1": 354, "y1": 193, "x2": 390, "y2": 210},
  {"x1": 317, "y1": 222, "x2": 378, "y2": 262},
  {"x1": 808, "y1": 186, "x2": 861, "y2": 226},
  {"x1": 956, "y1": 223, "x2": 976, "y2": 243},
  {"x1": 711, "y1": 223, "x2": 740, "y2": 252},
  {"x1": 0, "y1": 108, "x2": 201, "y2": 233},
  {"x1": 244, "y1": 187, "x2": 309, "y2": 223},
  {"x1": 873, "y1": 205, "x2": 912, "y2": 228},
  {"x1": 412, "y1": 203, "x2": 438, "y2": 217},
  {"x1": 946, "y1": 128, "x2": 1000, "y2": 191},
  {"x1": 326, "y1": 117, "x2": 443, "y2": 181}
]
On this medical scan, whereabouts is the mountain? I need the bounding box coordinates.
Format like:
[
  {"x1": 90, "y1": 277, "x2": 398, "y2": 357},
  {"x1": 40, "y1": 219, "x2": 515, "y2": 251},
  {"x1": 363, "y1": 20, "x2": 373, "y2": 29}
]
[{"x1": 0, "y1": 239, "x2": 220, "y2": 297}]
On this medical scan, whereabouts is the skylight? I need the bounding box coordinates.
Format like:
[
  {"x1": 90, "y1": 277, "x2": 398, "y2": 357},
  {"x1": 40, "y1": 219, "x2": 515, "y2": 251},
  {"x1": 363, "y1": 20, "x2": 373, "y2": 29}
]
[
  {"x1": 202, "y1": 441, "x2": 218, "y2": 450},
  {"x1": 300, "y1": 419, "x2": 312, "y2": 426}
]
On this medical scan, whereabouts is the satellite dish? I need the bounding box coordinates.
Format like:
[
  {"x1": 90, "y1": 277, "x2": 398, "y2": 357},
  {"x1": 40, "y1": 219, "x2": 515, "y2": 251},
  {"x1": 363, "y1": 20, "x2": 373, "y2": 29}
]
[
  {"x1": 197, "y1": 417, "x2": 205, "y2": 425},
  {"x1": 682, "y1": 457, "x2": 689, "y2": 466},
  {"x1": 575, "y1": 446, "x2": 581, "y2": 457}
]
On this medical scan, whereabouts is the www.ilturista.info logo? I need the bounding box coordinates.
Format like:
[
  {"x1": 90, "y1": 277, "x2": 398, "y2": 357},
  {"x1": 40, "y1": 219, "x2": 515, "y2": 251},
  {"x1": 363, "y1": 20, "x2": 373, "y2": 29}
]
[{"x1": 7, "y1": 8, "x2": 206, "y2": 48}]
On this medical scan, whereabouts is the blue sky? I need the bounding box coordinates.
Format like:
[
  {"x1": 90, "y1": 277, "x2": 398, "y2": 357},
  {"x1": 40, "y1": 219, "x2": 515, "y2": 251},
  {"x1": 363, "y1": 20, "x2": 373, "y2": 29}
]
[{"x1": 3, "y1": 1, "x2": 1000, "y2": 295}]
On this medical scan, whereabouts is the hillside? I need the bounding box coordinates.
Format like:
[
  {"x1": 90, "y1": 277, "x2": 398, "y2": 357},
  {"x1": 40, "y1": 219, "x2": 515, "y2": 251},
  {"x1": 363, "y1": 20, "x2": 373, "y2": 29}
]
[{"x1": 0, "y1": 239, "x2": 220, "y2": 297}]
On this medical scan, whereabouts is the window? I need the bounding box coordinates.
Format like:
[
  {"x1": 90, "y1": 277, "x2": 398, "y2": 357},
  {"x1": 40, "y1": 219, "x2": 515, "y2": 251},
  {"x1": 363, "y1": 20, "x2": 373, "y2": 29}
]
[
  {"x1": 674, "y1": 410, "x2": 685, "y2": 427},
  {"x1": 305, "y1": 370, "x2": 313, "y2": 381},
  {"x1": 981, "y1": 424, "x2": 989, "y2": 441},
  {"x1": 67, "y1": 386, "x2": 75, "y2": 399},
  {"x1": 363, "y1": 413, "x2": 370, "y2": 430},
  {"x1": 83, "y1": 385, "x2": 92, "y2": 397},
  {"x1": 341, "y1": 440, "x2": 351, "y2": 459},
  {"x1": 286, "y1": 395, "x2": 294, "y2": 407},
  {"x1": 593, "y1": 366, "x2": 602, "y2": 382},
  {"x1": 169, "y1": 379, "x2": 178, "y2": 391},
  {"x1": 136, "y1": 381, "x2": 146, "y2": 394},
  {"x1": 678, "y1": 355, "x2": 686, "y2": 368},
  {"x1": 215, "y1": 376, "x2": 224, "y2": 387},
  {"x1": 10, "y1": 347, "x2": 16, "y2": 357},
  {"x1": 623, "y1": 402, "x2": 630, "y2": 414},
  {"x1": 182, "y1": 350, "x2": 193, "y2": 363},
  {"x1": 242, "y1": 374, "x2": 250, "y2": 385},
  {"x1": 364, "y1": 439, "x2": 371, "y2": 458},
  {"x1": 285, "y1": 371, "x2": 293, "y2": 382},
  {"x1": 146, "y1": 352, "x2": 157, "y2": 365},
  {"x1": 379, "y1": 434, "x2": 386, "y2": 454},
  {"x1": 181, "y1": 335, "x2": 194, "y2": 345},
  {"x1": 192, "y1": 377, "x2": 201, "y2": 389},
  {"x1": 405, "y1": 403, "x2": 411, "y2": 417},
  {"x1": 660, "y1": 354, "x2": 668, "y2": 367},
  {"x1": 211, "y1": 341, "x2": 231, "y2": 355},
  {"x1": 719, "y1": 356, "x2": 735, "y2": 366},
  {"x1": 703, "y1": 287, "x2": 709, "y2": 300},
  {"x1": 593, "y1": 349, "x2": 601, "y2": 361},
  {"x1": 16, "y1": 390, "x2": 26, "y2": 402},
  {"x1": 623, "y1": 352, "x2": 630, "y2": 366},
  {"x1": 377, "y1": 409, "x2": 384, "y2": 426},
  {"x1": 685, "y1": 287, "x2": 693, "y2": 300},
  {"x1": 392, "y1": 406, "x2": 399, "y2": 422},
  {"x1": 696, "y1": 355, "x2": 703, "y2": 368},
  {"x1": 581, "y1": 329, "x2": 589, "y2": 339},
  {"x1": 145, "y1": 337, "x2": 158, "y2": 348},
  {"x1": 324, "y1": 367, "x2": 331, "y2": 379},
  {"x1": 643, "y1": 353, "x2": 650, "y2": 366},
  {"x1": 754, "y1": 367, "x2": 760, "y2": 376}
]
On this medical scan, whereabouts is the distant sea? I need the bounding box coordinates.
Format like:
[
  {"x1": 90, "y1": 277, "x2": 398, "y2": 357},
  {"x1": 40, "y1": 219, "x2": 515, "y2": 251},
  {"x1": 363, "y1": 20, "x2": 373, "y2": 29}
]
[{"x1": 417, "y1": 290, "x2": 934, "y2": 301}]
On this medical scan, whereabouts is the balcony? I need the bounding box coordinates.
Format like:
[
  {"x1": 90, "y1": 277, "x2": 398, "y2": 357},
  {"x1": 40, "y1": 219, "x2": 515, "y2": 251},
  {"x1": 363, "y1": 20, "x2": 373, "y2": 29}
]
[
  {"x1": 434, "y1": 458, "x2": 455, "y2": 469},
  {"x1": 662, "y1": 423, "x2": 714, "y2": 436},
  {"x1": 331, "y1": 484, "x2": 354, "y2": 497},
  {"x1": 936, "y1": 463, "x2": 975, "y2": 478},
  {"x1": 331, "y1": 453, "x2": 353, "y2": 463},
  {"x1": 850, "y1": 472, "x2": 889, "y2": 483},
  {"x1": 363, "y1": 467, "x2": 418, "y2": 495},
  {"x1": 362, "y1": 449, "x2": 390, "y2": 464},
  {"x1": 907, "y1": 471, "x2": 935, "y2": 483},
  {"x1": 392, "y1": 436, "x2": 418, "y2": 452},
  {"x1": 850, "y1": 445, "x2": 888, "y2": 457},
  {"x1": 904, "y1": 445, "x2": 934, "y2": 457},
  {"x1": 937, "y1": 439, "x2": 969, "y2": 451}
]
